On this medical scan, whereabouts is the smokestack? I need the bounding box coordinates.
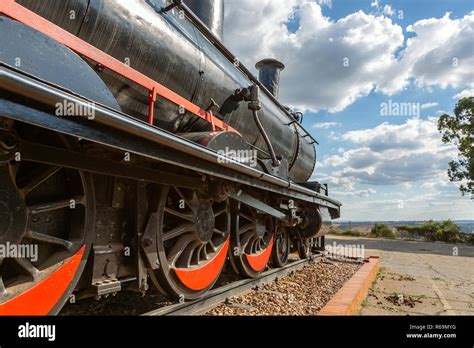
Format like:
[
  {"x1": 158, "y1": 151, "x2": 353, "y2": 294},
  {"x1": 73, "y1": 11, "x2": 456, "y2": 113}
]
[
  {"x1": 184, "y1": 0, "x2": 225, "y2": 41},
  {"x1": 255, "y1": 58, "x2": 285, "y2": 99}
]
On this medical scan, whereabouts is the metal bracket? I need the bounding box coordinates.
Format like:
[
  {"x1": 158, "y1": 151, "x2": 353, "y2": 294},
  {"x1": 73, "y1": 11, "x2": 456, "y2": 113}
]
[
  {"x1": 206, "y1": 98, "x2": 220, "y2": 112},
  {"x1": 141, "y1": 213, "x2": 160, "y2": 270},
  {"x1": 92, "y1": 279, "x2": 121, "y2": 298},
  {"x1": 230, "y1": 191, "x2": 286, "y2": 221}
]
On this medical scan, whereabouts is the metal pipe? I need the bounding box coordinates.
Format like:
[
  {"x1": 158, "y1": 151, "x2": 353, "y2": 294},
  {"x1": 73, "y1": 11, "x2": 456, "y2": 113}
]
[{"x1": 252, "y1": 110, "x2": 280, "y2": 167}]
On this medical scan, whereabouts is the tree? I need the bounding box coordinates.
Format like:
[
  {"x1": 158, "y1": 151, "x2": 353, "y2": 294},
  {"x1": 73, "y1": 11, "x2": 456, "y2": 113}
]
[
  {"x1": 438, "y1": 97, "x2": 474, "y2": 197},
  {"x1": 436, "y1": 220, "x2": 461, "y2": 243},
  {"x1": 370, "y1": 224, "x2": 395, "y2": 239}
]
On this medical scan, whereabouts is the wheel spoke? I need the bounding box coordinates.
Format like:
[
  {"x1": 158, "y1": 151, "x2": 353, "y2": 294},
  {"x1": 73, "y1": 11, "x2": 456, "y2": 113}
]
[
  {"x1": 28, "y1": 195, "x2": 85, "y2": 214},
  {"x1": 251, "y1": 239, "x2": 259, "y2": 254},
  {"x1": 164, "y1": 207, "x2": 194, "y2": 222},
  {"x1": 173, "y1": 187, "x2": 197, "y2": 213},
  {"x1": 14, "y1": 258, "x2": 41, "y2": 281},
  {"x1": 19, "y1": 166, "x2": 61, "y2": 195},
  {"x1": 213, "y1": 228, "x2": 226, "y2": 237},
  {"x1": 208, "y1": 240, "x2": 217, "y2": 252},
  {"x1": 201, "y1": 244, "x2": 209, "y2": 260},
  {"x1": 179, "y1": 241, "x2": 201, "y2": 268},
  {"x1": 214, "y1": 208, "x2": 227, "y2": 217},
  {"x1": 167, "y1": 234, "x2": 194, "y2": 267},
  {"x1": 240, "y1": 231, "x2": 254, "y2": 250},
  {"x1": 239, "y1": 212, "x2": 254, "y2": 223},
  {"x1": 237, "y1": 223, "x2": 254, "y2": 235},
  {"x1": 192, "y1": 244, "x2": 205, "y2": 265},
  {"x1": 26, "y1": 229, "x2": 74, "y2": 250},
  {"x1": 162, "y1": 223, "x2": 194, "y2": 242}
]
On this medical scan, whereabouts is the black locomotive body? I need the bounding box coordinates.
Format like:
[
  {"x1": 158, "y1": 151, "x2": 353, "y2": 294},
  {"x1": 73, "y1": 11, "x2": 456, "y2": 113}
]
[{"x1": 0, "y1": 0, "x2": 341, "y2": 314}]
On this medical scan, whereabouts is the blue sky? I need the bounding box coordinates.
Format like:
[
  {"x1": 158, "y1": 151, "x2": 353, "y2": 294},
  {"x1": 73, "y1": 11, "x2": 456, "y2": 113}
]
[{"x1": 225, "y1": 0, "x2": 474, "y2": 221}]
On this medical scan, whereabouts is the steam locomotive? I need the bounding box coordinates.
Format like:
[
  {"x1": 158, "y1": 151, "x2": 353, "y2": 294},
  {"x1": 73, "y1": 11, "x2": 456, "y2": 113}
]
[{"x1": 0, "y1": 0, "x2": 341, "y2": 314}]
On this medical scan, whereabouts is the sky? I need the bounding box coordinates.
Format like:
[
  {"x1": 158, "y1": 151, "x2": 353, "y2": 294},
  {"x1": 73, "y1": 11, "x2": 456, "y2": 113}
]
[{"x1": 223, "y1": 0, "x2": 474, "y2": 221}]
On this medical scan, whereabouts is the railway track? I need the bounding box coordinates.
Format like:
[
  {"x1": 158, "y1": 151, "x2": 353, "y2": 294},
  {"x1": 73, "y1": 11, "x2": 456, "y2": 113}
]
[{"x1": 142, "y1": 254, "x2": 323, "y2": 316}]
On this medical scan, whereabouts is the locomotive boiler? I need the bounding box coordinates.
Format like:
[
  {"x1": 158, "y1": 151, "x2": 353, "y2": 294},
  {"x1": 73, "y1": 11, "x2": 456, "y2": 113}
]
[{"x1": 0, "y1": 0, "x2": 341, "y2": 315}]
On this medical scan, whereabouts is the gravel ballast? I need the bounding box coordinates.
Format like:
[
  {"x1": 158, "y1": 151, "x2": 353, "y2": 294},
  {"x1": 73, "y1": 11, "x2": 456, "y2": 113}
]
[
  {"x1": 205, "y1": 258, "x2": 361, "y2": 316},
  {"x1": 60, "y1": 256, "x2": 361, "y2": 315}
]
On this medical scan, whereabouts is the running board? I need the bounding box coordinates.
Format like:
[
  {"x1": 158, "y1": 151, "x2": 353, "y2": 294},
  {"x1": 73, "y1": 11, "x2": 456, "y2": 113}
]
[{"x1": 230, "y1": 192, "x2": 286, "y2": 221}]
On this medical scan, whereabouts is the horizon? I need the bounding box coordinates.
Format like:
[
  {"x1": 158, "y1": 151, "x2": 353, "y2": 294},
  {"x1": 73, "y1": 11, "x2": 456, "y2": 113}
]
[{"x1": 336, "y1": 219, "x2": 474, "y2": 223}]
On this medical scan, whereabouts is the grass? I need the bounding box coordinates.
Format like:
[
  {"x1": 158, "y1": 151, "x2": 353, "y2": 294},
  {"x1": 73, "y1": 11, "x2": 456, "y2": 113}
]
[
  {"x1": 334, "y1": 230, "x2": 363, "y2": 237},
  {"x1": 331, "y1": 221, "x2": 474, "y2": 245}
]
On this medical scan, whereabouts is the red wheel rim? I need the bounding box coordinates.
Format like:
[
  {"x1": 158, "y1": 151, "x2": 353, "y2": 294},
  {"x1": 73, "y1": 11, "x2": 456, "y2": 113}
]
[
  {"x1": 0, "y1": 246, "x2": 85, "y2": 315},
  {"x1": 174, "y1": 238, "x2": 229, "y2": 291},
  {"x1": 245, "y1": 236, "x2": 274, "y2": 272}
]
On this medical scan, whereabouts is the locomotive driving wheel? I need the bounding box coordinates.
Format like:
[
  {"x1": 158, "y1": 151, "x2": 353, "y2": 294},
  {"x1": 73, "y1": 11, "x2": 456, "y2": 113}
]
[
  {"x1": 0, "y1": 125, "x2": 95, "y2": 315},
  {"x1": 271, "y1": 223, "x2": 290, "y2": 268},
  {"x1": 229, "y1": 201, "x2": 274, "y2": 278},
  {"x1": 149, "y1": 185, "x2": 230, "y2": 300},
  {"x1": 297, "y1": 238, "x2": 313, "y2": 260}
]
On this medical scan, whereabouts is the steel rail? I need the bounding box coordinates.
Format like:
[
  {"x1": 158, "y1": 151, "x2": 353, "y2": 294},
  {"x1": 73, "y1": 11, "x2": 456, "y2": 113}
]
[{"x1": 142, "y1": 254, "x2": 322, "y2": 316}]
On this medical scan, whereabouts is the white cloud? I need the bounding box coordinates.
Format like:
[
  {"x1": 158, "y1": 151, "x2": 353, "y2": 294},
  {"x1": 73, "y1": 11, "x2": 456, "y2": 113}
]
[
  {"x1": 454, "y1": 88, "x2": 474, "y2": 99},
  {"x1": 331, "y1": 188, "x2": 376, "y2": 197},
  {"x1": 318, "y1": 153, "x2": 348, "y2": 168},
  {"x1": 328, "y1": 131, "x2": 341, "y2": 141},
  {"x1": 401, "y1": 182, "x2": 412, "y2": 190},
  {"x1": 409, "y1": 13, "x2": 474, "y2": 91},
  {"x1": 379, "y1": 12, "x2": 474, "y2": 95},
  {"x1": 224, "y1": 2, "x2": 474, "y2": 113},
  {"x1": 312, "y1": 173, "x2": 356, "y2": 190},
  {"x1": 312, "y1": 121, "x2": 341, "y2": 129},
  {"x1": 421, "y1": 102, "x2": 438, "y2": 109},
  {"x1": 318, "y1": 118, "x2": 457, "y2": 186},
  {"x1": 315, "y1": 120, "x2": 472, "y2": 220},
  {"x1": 371, "y1": 0, "x2": 379, "y2": 8},
  {"x1": 421, "y1": 172, "x2": 452, "y2": 190},
  {"x1": 339, "y1": 191, "x2": 472, "y2": 220},
  {"x1": 316, "y1": 0, "x2": 332, "y2": 8},
  {"x1": 225, "y1": 1, "x2": 404, "y2": 112}
]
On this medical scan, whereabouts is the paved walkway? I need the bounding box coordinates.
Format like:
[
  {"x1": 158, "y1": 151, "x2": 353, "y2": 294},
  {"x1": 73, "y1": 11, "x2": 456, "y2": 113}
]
[{"x1": 326, "y1": 236, "x2": 474, "y2": 315}]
